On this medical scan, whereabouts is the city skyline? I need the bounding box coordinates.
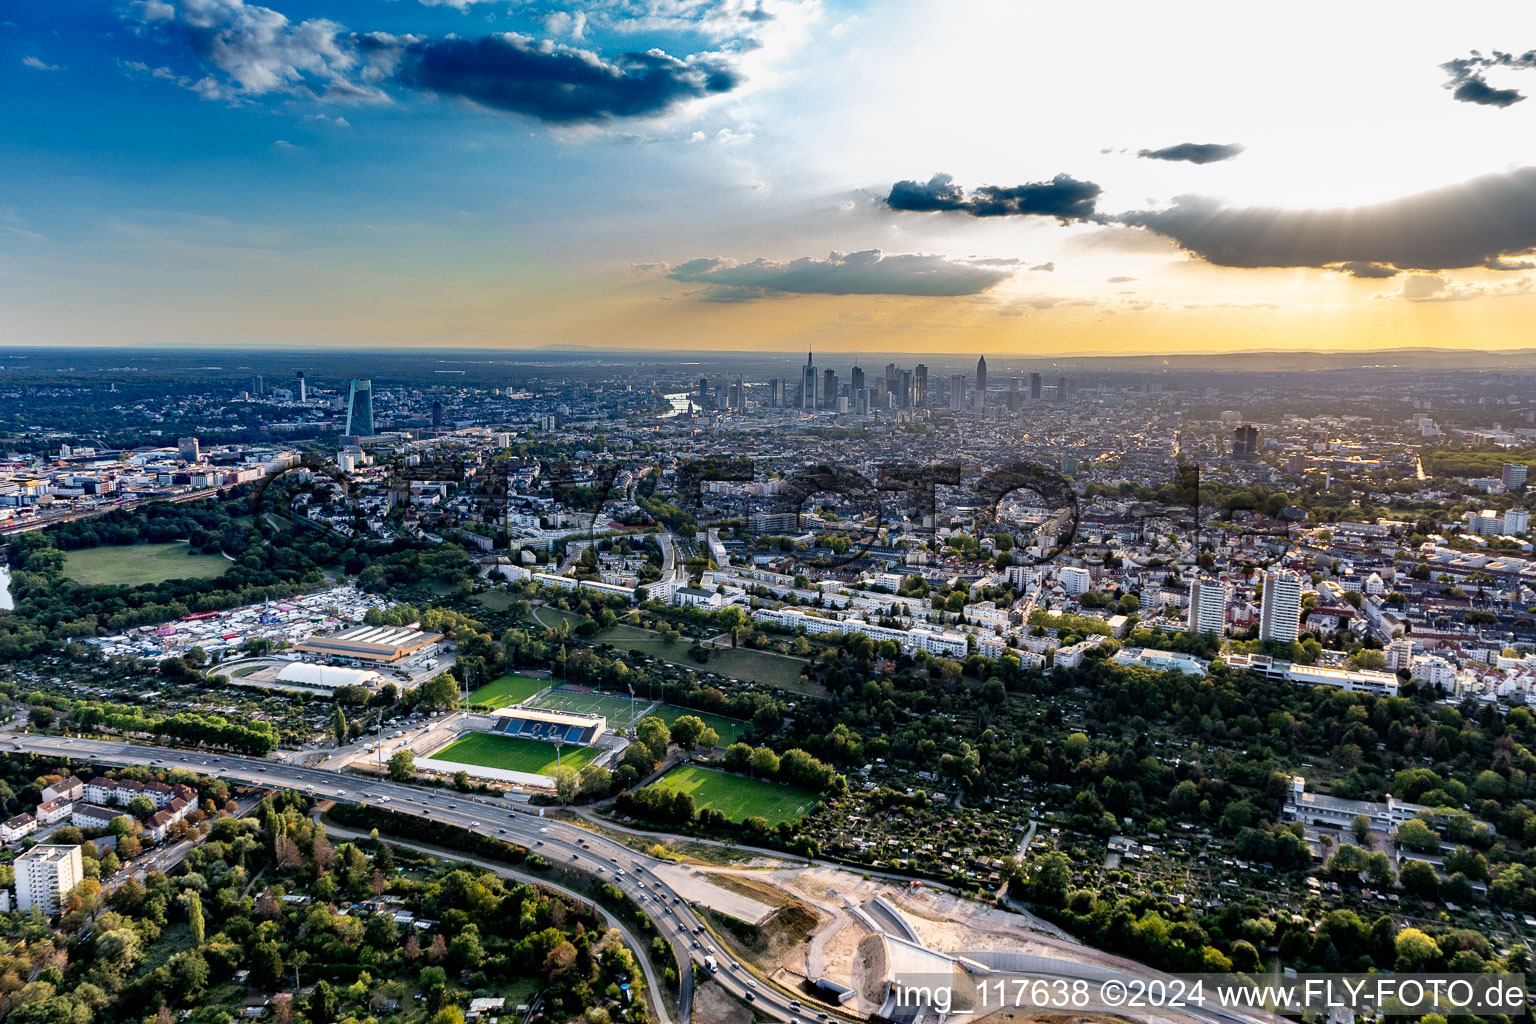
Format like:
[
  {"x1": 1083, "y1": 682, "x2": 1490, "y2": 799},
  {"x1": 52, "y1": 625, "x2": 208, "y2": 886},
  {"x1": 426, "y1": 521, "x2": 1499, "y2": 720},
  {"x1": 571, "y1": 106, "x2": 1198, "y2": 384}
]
[{"x1": 7, "y1": 1, "x2": 1536, "y2": 353}]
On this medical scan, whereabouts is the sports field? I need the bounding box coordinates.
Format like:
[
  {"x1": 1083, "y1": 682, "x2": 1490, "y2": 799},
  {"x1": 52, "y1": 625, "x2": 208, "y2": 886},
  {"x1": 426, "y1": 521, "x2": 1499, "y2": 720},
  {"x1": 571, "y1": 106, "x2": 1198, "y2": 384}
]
[
  {"x1": 532, "y1": 689, "x2": 653, "y2": 730},
  {"x1": 645, "y1": 765, "x2": 816, "y2": 825},
  {"x1": 654, "y1": 706, "x2": 749, "y2": 747},
  {"x1": 432, "y1": 733, "x2": 600, "y2": 775},
  {"x1": 467, "y1": 673, "x2": 548, "y2": 708},
  {"x1": 63, "y1": 542, "x2": 230, "y2": 586}
]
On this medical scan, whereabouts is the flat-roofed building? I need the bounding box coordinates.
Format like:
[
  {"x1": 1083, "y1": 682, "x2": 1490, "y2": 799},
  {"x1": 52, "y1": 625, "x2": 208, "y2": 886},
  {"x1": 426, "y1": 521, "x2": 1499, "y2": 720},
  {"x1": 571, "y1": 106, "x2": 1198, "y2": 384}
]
[
  {"x1": 488, "y1": 706, "x2": 607, "y2": 746},
  {"x1": 16, "y1": 845, "x2": 83, "y2": 915},
  {"x1": 293, "y1": 624, "x2": 445, "y2": 665}
]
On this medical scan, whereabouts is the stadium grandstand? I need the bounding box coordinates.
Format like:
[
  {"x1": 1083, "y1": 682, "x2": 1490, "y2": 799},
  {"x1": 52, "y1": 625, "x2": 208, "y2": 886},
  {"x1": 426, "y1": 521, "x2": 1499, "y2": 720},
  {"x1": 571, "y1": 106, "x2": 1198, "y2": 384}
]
[
  {"x1": 293, "y1": 624, "x2": 444, "y2": 665},
  {"x1": 489, "y1": 706, "x2": 606, "y2": 746}
]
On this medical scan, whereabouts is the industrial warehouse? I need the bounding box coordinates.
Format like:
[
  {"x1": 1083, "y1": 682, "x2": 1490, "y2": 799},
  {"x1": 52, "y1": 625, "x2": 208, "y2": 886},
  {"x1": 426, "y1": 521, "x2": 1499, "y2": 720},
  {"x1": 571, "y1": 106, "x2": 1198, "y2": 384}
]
[{"x1": 292, "y1": 624, "x2": 445, "y2": 665}]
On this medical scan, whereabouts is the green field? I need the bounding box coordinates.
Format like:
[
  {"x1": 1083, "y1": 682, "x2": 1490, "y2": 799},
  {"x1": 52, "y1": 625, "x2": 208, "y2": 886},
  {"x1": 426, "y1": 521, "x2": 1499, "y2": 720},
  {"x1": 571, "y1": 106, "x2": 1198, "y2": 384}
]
[
  {"x1": 596, "y1": 624, "x2": 816, "y2": 693},
  {"x1": 467, "y1": 673, "x2": 549, "y2": 708},
  {"x1": 646, "y1": 765, "x2": 816, "y2": 825},
  {"x1": 532, "y1": 690, "x2": 652, "y2": 730},
  {"x1": 654, "y1": 705, "x2": 749, "y2": 746},
  {"x1": 63, "y1": 542, "x2": 231, "y2": 586},
  {"x1": 432, "y1": 733, "x2": 600, "y2": 775}
]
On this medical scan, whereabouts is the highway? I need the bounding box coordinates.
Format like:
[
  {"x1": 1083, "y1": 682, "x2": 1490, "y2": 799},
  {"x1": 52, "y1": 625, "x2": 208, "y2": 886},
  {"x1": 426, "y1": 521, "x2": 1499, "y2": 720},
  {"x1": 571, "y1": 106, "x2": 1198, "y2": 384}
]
[
  {"x1": 5, "y1": 734, "x2": 1278, "y2": 1024},
  {"x1": 5, "y1": 734, "x2": 835, "y2": 1024}
]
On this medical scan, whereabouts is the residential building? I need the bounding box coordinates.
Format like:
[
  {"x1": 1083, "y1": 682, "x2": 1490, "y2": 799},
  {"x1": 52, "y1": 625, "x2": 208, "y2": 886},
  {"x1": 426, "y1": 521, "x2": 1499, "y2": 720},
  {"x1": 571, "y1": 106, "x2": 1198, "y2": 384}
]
[
  {"x1": 1059, "y1": 566, "x2": 1092, "y2": 596},
  {"x1": 15, "y1": 845, "x2": 83, "y2": 915},
  {"x1": 1187, "y1": 575, "x2": 1228, "y2": 636},
  {"x1": 1384, "y1": 637, "x2": 1415, "y2": 673},
  {"x1": 1259, "y1": 569, "x2": 1303, "y2": 644},
  {"x1": 1, "y1": 814, "x2": 37, "y2": 843}
]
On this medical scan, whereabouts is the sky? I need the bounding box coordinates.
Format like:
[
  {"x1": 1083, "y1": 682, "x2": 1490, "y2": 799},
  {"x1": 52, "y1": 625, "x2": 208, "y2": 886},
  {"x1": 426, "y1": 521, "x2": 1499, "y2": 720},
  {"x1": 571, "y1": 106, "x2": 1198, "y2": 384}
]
[{"x1": 5, "y1": 0, "x2": 1536, "y2": 355}]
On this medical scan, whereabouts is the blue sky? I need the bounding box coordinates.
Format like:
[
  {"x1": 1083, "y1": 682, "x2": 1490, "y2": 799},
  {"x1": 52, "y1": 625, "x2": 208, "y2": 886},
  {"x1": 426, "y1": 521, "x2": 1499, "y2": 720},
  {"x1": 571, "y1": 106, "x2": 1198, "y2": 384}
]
[{"x1": 7, "y1": 1, "x2": 1536, "y2": 353}]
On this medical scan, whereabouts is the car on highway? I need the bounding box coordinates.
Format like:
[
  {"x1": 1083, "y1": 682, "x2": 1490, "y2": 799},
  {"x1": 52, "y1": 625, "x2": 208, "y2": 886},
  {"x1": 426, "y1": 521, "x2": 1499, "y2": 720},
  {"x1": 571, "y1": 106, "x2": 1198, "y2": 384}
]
[
  {"x1": 744, "y1": 993, "x2": 755, "y2": 1004},
  {"x1": 471, "y1": 821, "x2": 481, "y2": 827},
  {"x1": 746, "y1": 979, "x2": 757, "y2": 989}
]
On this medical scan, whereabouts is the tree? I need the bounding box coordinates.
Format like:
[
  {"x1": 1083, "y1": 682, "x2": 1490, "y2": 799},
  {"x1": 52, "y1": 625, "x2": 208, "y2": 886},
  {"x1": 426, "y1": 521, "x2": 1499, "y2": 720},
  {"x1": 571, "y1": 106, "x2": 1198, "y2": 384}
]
[
  {"x1": 331, "y1": 707, "x2": 348, "y2": 746},
  {"x1": 1351, "y1": 814, "x2": 1372, "y2": 847},
  {"x1": 749, "y1": 746, "x2": 780, "y2": 779},
  {"x1": 636, "y1": 716, "x2": 670, "y2": 762},
  {"x1": 307, "y1": 980, "x2": 337, "y2": 1024},
  {"x1": 1394, "y1": 928, "x2": 1441, "y2": 971},
  {"x1": 1397, "y1": 818, "x2": 1440, "y2": 854},
  {"x1": 669, "y1": 715, "x2": 719, "y2": 750},
  {"x1": 184, "y1": 890, "x2": 205, "y2": 947},
  {"x1": 247, "y1": 939, "x2": 284, "y2": 989},
  {"x1": 387, "y1": 749, "x2": 416, "y2": 782},
  {"x1": 551, "y1": 765, "x2": 581, "y2": 806},
  {"x1": 127, "y1": 795, "x2": 156, "y2": 818},
  {"x1": 418, "y1": 672, "x2": 460, "y2": 708},
  {"x1": 1024, "y1": 852, "x2": 1072, "y2": 907},
  {"x1": 1399, "y1": 860, "x2": 1440, "y2": 898}
]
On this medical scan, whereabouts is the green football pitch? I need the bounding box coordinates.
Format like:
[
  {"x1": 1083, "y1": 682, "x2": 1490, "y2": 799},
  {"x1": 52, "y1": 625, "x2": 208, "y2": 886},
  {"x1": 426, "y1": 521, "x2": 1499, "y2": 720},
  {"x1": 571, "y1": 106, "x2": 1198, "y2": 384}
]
[
  {"x1": 431, "y1": 733, "x2": 600, "y2": 775},
  {"x1": 645, "y1": 765, "x2": 816, "y2": 825}
]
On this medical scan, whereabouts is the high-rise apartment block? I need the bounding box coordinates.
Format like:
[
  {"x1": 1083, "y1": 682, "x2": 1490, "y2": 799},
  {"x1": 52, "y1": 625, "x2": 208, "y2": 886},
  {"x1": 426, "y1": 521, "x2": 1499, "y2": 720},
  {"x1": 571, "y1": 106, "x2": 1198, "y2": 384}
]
[
  {"x1": 1187, "y1": 575, "x2": 1229, "y2": 635},
  {"x1": 1259, "y1": 569, "x2": 1303, "y2": 645},
  {"x1": 15, "y1": 844, "x2": 83, "y2": 915}
]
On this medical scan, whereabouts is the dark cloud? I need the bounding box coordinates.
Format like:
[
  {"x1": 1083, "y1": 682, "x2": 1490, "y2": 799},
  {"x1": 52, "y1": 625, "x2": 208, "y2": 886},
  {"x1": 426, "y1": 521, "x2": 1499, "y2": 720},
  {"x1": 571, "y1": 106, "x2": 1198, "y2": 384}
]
[
  {"x1": 666, "y1": 250, "x2": 1012, "y2": 300},
  {"x1": 1332, "y1": 261, "x2": 1399, "y2": 279},
  {"x1": 396, "y1": 35, "x2": 740, "y2": 122},
  {"x1": 1118, "y1": 166, "x2": 1536, "y2": 273},
  {"x1": 125, "y1": 0, "x2": 742, "y2": 120},
  {"x1": 1441, "y1": 50, "x2": 1535, "y2": 107},
  {"x1": 1453, "y1": 76, "x2": 1524, "y2": 107},
  {"x1": 884, "y1": 173, "x2": 1104, "y2": 224},
  {"x1": 1136, "y1": 142, "x2": 1245, "y2": 164}
]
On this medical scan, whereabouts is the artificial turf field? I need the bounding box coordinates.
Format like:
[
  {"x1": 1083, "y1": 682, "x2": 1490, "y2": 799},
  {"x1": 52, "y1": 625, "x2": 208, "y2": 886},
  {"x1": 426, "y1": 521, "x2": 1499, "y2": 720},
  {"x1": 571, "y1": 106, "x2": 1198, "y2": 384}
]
[{"x1": 466, "y1": 674, "x2": 549, "y2": 708}]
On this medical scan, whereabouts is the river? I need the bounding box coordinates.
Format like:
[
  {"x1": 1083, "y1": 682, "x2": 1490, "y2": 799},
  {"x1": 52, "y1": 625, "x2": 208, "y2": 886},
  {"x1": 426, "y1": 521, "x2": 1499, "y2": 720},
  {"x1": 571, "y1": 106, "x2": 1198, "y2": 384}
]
[{"x1": 659, "y1": 392, "x2": 693, "y2": 418}]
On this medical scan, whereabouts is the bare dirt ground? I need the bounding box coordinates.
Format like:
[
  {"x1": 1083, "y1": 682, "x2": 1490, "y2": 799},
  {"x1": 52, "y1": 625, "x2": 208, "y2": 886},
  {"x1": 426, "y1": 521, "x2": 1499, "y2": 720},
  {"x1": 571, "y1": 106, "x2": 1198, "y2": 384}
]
[{"x1": 690, "y1": 977, "x2": 753, "y2": 1024}]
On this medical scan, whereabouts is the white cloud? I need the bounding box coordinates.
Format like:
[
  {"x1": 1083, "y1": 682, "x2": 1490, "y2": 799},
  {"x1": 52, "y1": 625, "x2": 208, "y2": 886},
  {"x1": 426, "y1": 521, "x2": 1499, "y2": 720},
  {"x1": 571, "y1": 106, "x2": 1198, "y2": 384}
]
[{"x1": 21, "y1": 56, "x2": 63, "y2": 71}]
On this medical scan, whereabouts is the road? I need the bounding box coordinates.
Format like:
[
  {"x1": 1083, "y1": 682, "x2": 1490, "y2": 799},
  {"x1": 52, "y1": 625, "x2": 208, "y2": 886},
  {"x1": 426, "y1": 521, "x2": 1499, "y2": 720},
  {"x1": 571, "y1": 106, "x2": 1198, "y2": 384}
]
[
  {"x1": 5, "y1": 734, "x2": 828, "y2": 1024},
  {"x1": 5, "y1": 734, "x2": 1276, "y2": 1024}
]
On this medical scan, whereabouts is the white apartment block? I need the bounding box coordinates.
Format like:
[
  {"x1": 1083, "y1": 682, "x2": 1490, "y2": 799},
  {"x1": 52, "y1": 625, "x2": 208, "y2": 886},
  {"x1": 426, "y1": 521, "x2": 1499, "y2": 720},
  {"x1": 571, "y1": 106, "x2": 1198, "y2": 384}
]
[
  {"x1": 1413, "y1": 655, "x2": 1458, "y2": 688},
  {"x1": 1058, "y1": 566, "x2": 1092, "y2": 596},
  {"x1": 1, "y1": 814, "x2": 37, "y2": 843},
  {"x1": 751, "y1": 607, "x2": 969, "y2": 658},
  {"x1": 1259, "y1": 569, "x2": 1303, "y2": 645},
  {"x1": 15, "y1": 845, "x2": 83, "y2": 915},
  {"x1": 1507, "y1": 508, "x2": 1530, "y2": 535},
  {"x1": 1187, "y1": 576, "x2": 1228, "y2": 636}
]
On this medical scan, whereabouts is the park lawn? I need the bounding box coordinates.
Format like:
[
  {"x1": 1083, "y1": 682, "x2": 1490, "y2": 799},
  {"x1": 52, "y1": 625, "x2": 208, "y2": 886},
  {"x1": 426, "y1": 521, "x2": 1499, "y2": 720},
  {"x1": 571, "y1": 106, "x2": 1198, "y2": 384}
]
[
  {"x1": 595, "y1": 622, "x2": 656, "y2": 643},
  {"x1": 467, "y1": 673, "x2": 549, "y2": 708},
  {"x1": 598, "y1": 623, "x2": 817, "y2": 694},
  {"x1": 63, "y1": 541, "x2": 230, "y2": 586},
  {"x1": 432, "y1": 733, "x2": 600, "y2": 775},
  {"x1": 654, "y1": 705, "x2": 749, "y2": 747},
  {"x1": 646, "y1": 765, "x2": 816, "y2": 826}
]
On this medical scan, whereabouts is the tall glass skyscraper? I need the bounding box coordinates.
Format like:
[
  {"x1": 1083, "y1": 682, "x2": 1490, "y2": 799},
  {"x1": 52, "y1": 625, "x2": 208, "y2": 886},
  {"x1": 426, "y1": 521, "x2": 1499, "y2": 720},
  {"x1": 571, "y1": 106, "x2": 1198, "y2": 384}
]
[{"x1": 345, "y1": 379, "x2": 374, "y2": 436}]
